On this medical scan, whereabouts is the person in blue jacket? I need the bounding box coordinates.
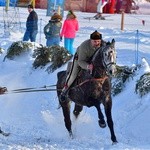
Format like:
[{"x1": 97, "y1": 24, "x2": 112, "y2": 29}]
[{"x1": 23, "y1": 4, "x2": 38, "y2": 42}]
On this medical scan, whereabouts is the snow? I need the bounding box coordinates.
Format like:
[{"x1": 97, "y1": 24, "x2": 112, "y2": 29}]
[{"x1": 0, "y1": 5, "x2": 150, "y2": 149}]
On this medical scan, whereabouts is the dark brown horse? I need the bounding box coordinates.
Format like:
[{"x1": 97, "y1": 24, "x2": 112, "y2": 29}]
[{"x1": 57, "y1": 39, "x2": 117, "y2": 144}]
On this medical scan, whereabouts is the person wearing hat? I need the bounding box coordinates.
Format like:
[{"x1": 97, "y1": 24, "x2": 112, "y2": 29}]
[
  {"x1": 23, "y1": 4, "x2": 38, "y2": 42},
  {"x1": 44, "y1": 13, "x2": 62, "y2": 47},
  {"x1": 60, "y1": 10, "x2": 79, "y2": 55},
  {"x1": 60, "y1": 30, "x2": 106, "y2": 102}
]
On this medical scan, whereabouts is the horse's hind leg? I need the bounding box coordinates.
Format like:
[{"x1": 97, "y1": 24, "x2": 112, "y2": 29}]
[
  {"x1": 95, "y1": 104, "x2": 106, "y2": 128},
  {"x1": 61, "y1": 102, "x2": 73, "y2": 138},
  {"x1": 105, "y1": 97, "x2": 117, "y2": 143},
  {"x1": 73, "y1": 104, "x2": 83, "y2": 119}
]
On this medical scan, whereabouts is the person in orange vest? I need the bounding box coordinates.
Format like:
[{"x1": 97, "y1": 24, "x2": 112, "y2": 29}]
[
  {"x1": 103, "y1": 0, "x2": 116, "y2": 14},
  {"x1": 108, "y1": 0, "x2": 116, "y2": 14}
]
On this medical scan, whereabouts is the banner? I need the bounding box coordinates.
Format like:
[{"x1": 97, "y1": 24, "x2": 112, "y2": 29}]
[{"x1": 46, "y1": 0, "x2": 65, "y2": 16}]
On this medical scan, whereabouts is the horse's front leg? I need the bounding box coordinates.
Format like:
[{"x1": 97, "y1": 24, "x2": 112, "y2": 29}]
[
  {"x1": 104, "y1": 96, "x2": 117, "y2": 143},
  {"x1": 73, "y1": 104, "x2": 83, "y2": 119},
  {"x1": 60, "y1": 101, "x2": 73, "y2": 138},
  {"x1": 95, "y1": 103, "x2": 106, "y2": 128}
]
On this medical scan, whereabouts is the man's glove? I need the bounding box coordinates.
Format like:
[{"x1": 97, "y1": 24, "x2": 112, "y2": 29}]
[
  {"x1": 59, "y1": 84, "x2": 68, "y2": 102},
  {"x1": 87, "y1": 64, "x2": 93, "y2": 74}
]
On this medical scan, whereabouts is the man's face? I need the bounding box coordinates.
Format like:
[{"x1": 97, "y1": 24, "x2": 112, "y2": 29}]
[
  {"x1": 91, "y1": 39, "x2": 101, "y2": 49},
  {"x1": 28, "y1": 7, "x2": 33, "y2": 13}
]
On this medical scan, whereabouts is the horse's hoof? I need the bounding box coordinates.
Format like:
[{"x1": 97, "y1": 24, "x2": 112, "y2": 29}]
[
  {"x1": 69, "y1": 131, "x2": 74, "y2": 139},
  {"x1": 112, "y1": 141, "x2": 118, "y2": 145},
  {"x1": 98, "y1": 120, "x2": 106, "y2": 128},
  {"x1": 73, "y1": 110, "x2": 79, "y2": 119}
]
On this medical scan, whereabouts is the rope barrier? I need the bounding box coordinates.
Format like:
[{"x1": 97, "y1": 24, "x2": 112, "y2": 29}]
[{"x1": 135, "y1": 30, "x2": 139, "y2": 65}]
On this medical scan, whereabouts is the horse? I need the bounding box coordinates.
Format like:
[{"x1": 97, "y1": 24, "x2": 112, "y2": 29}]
[{"x1": 56, "y1": 39, "x2": 117, "y2": 144}]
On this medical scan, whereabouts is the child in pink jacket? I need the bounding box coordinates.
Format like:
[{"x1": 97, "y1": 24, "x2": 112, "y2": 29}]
[{"x1": 60, "y1": 10, "x2": 79, "y2": 55}]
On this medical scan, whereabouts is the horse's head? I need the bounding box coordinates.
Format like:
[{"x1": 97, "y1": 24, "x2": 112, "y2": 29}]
[{"x1": 92, "y1": 39, "x2": 117, "y2": 77}]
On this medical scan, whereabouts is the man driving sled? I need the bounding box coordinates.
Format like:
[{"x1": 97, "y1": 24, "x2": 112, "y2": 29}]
[
  {"x1": 0, "y1": 87, "x2": 7, "y2": 95},
  {"x1": 0, "y1": 87, "x2": 10, "y2": 136},
  {"x1": 60, "y1": 30, "x2": 106, "y2": 102}
]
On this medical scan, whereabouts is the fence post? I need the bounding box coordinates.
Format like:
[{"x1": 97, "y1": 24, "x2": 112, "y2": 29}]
[
  {"x1": 58, "y1": 6, "x2": 61, "y2": 15},
  {"x1": 121, "y1": 11, "x2": 124, "y2": 31},
  {"x1": 39, "y1": 18, "x2": 42, "y2": 44},
  {"x1": 5, "y1": 0, "x2": 10, "y2": 12},
  {"x1": 135, "y1": 30, "x2": 139, "y2": 65}
]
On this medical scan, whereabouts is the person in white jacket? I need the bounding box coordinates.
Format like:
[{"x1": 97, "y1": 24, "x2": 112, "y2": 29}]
[{"x1": 94, "y1": 0, "x2": 108, "y2": 19}]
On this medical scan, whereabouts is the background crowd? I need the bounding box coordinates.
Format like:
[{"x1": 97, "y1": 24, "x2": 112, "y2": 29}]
[{"x1": 23, "y1": 4, "x2": 79, "y2": 55}]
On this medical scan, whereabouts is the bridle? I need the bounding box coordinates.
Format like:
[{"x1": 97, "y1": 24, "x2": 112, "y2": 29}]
[
  {"x1": 102, "y1": 46, "x2": 116, "y2": 64},
  {"x1": 101, "y1": 44, "x2": 116, "y2": 75},
  {"x1": 92, "y1": 41, "x2": 116, "y2": 77}
]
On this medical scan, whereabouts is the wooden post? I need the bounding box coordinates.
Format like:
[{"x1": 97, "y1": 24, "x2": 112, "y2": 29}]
[
  {"x1": 57, "y1": 6, "x2": 61, "y2": 15},
  {"x1": 121, "y1": 11, "x2": 124, "y2": 31},
  {"x1": 5, "y1": 0, "x2": 10, "y2": 12}
]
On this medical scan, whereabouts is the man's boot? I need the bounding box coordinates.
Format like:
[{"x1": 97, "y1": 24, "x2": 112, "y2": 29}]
[
  {"x1": 59, "y1": 87, "x2": 68, "y2": 102},
  {"x1": 94, "y1": 13, "x2": 101, "y2": 19}
]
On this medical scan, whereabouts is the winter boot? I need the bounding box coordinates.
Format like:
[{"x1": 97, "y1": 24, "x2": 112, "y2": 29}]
[{"x1": 94, "y1": 13, "x2": 102, "y2": 19}]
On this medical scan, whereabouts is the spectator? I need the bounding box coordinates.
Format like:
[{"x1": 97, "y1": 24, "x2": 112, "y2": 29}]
[
  {"x1": 60, "y1": 10, "x2": 79, "y2": 55},
  {"x1": 115, "y1": 0, "x2": 122, "y2": 13},
  {"x1": 23, "y1": 4, "x2": 38, "y2": 42},
  {"x1": 44, "y1": 13, "x2": 62, "y2": 47},
  {"x1": 94, "y1": 0, "x2": 108, "y2": 19},
  {"x1": 125, "y1": 0, "x2": 136, "y2": 13}
]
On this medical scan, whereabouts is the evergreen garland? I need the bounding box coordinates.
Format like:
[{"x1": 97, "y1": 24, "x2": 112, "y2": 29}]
[
  {"x1": 0, "y1": 48, "x2": 3, "y2": 54},
  {"x1": 33, "y1": 45, "x2": 72, "y2": 73},
  {"x1": 4, "y1": 41, "x2": 32, "y2": 61},
  {"x1": 32, "y1": 45, "x2": 50, "y2": 68},
  {"x1": 112, "y1": 65, "x2": 136, "y2": 96},
  {"x1": 135, "y1": 72, "x2": 150, "y2": 97}
]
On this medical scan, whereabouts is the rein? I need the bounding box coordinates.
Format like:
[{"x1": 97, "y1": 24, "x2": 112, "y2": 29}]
[
  {"x1": 78, "y1": 76, "x2": 108, "y2": 87},
  {"x1": 74, "y1": 76, "x2": 108, "y2": 98}
]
